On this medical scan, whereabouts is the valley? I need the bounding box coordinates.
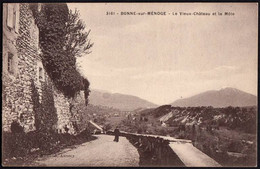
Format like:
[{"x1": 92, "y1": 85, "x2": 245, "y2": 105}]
[
  {"x1": 89, "y1": 87, "x2": 257, "y2": 167},
  {"x1": 102, "y1": 105, "x2": 257, "y2": 167}
]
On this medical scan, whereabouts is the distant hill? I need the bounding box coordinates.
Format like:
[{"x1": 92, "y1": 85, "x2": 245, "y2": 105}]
[
  {"x1": 138, "y1": 105, "x2": 257, "y2": 133},
  {"x1": 88, "y1": 89, "x2": 157, "y2": 111},
  {"x1": 171, "y1": 87, "x2": 257, "y2": 107}
]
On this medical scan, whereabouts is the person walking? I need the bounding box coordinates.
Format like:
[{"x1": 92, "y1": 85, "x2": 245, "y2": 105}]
[
  {"x1": 64, "y1": 125, "x2": 69, "y2": 133},
  {"x1": 114, "y1": 127, "x2": 120, "y2": 142}
]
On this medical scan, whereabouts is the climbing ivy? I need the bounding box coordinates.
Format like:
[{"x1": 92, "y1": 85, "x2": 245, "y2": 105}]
[
  {"x1": 30, "y1": 79, "x2": 42, "y2": 131},
  {"x1": 29, "y1": 3, "x2": 92, "y2": 101},
  {"x1": 41, "y1": 81, "x2": 58, "y2": 130},
  {"x1": 82, "y1": 78, "x2": 90, "y2": 106},
  {"x1": 31, "y1": 79, "x2": 58, "y2": 131}
]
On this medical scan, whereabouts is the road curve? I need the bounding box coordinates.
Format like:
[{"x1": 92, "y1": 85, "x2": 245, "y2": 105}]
[{"x1": 35, "y1": 134, "x2": 140, "y2": 167}]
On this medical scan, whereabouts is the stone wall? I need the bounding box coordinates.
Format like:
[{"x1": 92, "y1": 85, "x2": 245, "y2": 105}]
[
  {"x1": 54, "y1": 88, "x2": 75, "y2": 135},
  {"x1": 2, "y1": 3, "x2": 39, "y2": 132},
  {"x1": 54, "y1": 90, "x2": 87, "y2": 135},
  {"x1": 107, "y1": 131, "x2": 185, "y2": 166},
  {"x1": 70, "y1": 91, "x2": 88, "y2": 132},
  {"x1": 2, "y1": 3, "x2": 87, "y2": 134},
  {"x1": 107, "y1": 131, "x2": 221, "y2": 167}
]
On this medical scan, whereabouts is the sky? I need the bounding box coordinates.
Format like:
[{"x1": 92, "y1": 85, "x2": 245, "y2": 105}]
[{"x1": 68, "y1": 3, "x2": 258, "y2": 105}]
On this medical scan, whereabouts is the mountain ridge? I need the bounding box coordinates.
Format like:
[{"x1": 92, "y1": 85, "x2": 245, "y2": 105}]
[
  {"x1": 88, "y1": 89, "x2": 158, "y2": 111},
  {"x1": 171, "y1": 87, "x2": 257, "y2": 107}
]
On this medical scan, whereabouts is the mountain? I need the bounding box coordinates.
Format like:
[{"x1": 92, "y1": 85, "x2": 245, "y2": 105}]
[
  {"x1": 88, "y1": 89, "x2": 157, "y2": 111},
  {"x1": 171, "y1": 87, "x2": 257, "y2": 107}
]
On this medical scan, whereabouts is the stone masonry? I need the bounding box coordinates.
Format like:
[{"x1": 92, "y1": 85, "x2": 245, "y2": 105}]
[
  {"x1": 3, "y1": 3, "x2": 38, "y2": 132},
  {"x1": 54, "y1": 89, "x2": 75, "y2": 134},
  {"x1": 2, "y1": 3, "x2": 85, "y2": 134}
]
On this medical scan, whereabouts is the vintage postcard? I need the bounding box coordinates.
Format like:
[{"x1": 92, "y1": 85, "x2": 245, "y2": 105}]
[{"x1": 2, "y1": 2, "x2": 258, "y2": 167}]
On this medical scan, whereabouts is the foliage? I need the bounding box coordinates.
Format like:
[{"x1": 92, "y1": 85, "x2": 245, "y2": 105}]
[
  {"x1": 65, "y1": 9, "x2": 93, "y2": 57},
  {"x1": 119, "y1": 105, "x2": 257, "y2": 166},
  {"x1": 158, "y1": 128, "x2": 167, "y2": 136},
  {"x1": 29, "y1": 3, "x2": 92, "y2": 100},
  {"x1": 151, "y1": 105, "x2": 172, "y2": 118},
  {"x1": 2, "y1": 129, "x2": 95, "y2": 165},
  {"x1": 31, "y1": 80, "x2": 57, "y2": 131},
  {"x1": 137, "y1": 124, "x2": 148, "y2": 134},
  {"x1": 82, "y1": 78, "x2": 90, "y2": 106},
  {"x1": 104, "y1": 123, "x2": 112, "y2": 131},
  {"x1": 41, "y1": 81, "x2": 58, "y2": 130},
  {"x1": 31, "y1": 79, "x2": 41, "y2": 130},
  {"x1": 149, "y1": 106, "x2": 257, "y2": 134}
]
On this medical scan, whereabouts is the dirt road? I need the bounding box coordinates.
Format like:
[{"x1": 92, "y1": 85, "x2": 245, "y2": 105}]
[{"x1": 35, "y1": 134, "x2": 139, "y2": 167}]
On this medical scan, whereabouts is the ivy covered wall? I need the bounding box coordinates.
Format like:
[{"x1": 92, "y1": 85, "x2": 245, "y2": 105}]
[{"x1": 3, "y1": 3, "x2": 90, "y2": 134}]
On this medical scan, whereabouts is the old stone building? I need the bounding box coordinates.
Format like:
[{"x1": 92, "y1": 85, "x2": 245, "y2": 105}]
[{"x1": 2, "y1": 3, "x2": 86, "y2": 134}]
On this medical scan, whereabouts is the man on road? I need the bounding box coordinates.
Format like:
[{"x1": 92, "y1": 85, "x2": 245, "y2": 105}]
[{"x1": 114, "y1": 127, "x2": 120, "y2": 142}]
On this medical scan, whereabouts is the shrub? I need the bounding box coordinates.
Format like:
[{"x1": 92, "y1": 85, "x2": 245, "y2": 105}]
[
  {"x1": 2, "y1": 128, "x2": 93, "y2": 162},
  {"x1": 158, "y1": 128, "x2": 167, "y2": 136},
  {"x1": 10, "y1": 121, "x2": 24, "y2": 133},
  {"x1": 104, "y1": 123, "x2": 112, "y2": 131},
  {"x1": 137, "y1": 127, "x2": 143, "y2": 134},
  {"x1": 2, "y1": 132, "x2": 32, "y2": 159},
  {"x1": 137, "y1": 124, "x2": 148, "y2": 134},
  {"x1": 77, "y1": 128, "x2": 92, "y2": 139}
]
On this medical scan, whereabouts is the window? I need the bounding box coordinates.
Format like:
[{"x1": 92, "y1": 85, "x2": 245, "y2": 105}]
[
  {"x1": 39, "y1": 67, "x2": 43, "y2": 80},
  {"x1": 7, "y1": 4, "x2": 14, "y2": 28},
  {"x1": 7, "y1": 4, "x2": 19, "y2": 32},
  {"x1": 3, "y1": 91, "x2": 7, "y2": 106},
  {"x1": 8, "y1": 53, "x2": 14, "y2": 74},
  {"x1": 13, "y1": 10, "x2": 16, "y2": 30}
]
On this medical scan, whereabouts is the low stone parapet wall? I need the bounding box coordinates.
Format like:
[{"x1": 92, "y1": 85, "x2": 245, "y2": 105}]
[
  {"x1": 106, "y1": 130, "x2": 221, "y2": 167},
  {"x1": 107, "y1": 130, "x2": 185, "y2": 166}
]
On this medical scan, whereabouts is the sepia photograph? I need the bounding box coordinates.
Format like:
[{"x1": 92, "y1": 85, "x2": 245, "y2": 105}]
[{"x1": 2, "y1": 2, "x2": 258, "y2": 167}]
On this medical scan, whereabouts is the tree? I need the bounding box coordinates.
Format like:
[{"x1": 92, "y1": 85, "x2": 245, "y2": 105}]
[
  {"x1": 30, "y1": 3, "x2": 92, "y2": 101},
  {"x1": 65, "y1": 9, "x2": 93, "y2": 57}
]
